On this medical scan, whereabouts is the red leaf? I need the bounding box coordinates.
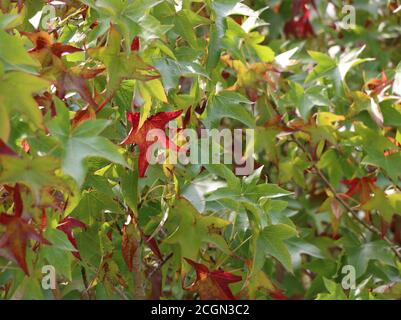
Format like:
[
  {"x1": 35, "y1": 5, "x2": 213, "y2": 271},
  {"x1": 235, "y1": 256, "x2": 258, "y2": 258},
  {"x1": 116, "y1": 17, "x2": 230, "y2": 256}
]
[
  {"x1": 57, "y1": 216, "x2": 86, "y2": 259},
  {"x1": 221, "y1": 70, "x2": 230, "y2": 79},
  {"x1": 0, "y1": 186, "x2": 51, "y2": 275},
  {"x1": 341, "y1": 177, "x2": 377, "y2": 204},
  {"x1": 245, "y1": 87, "x2": 258, "y2": 102},
  {"x1": 51, "y1": 43, "x2": 82, "y2": 58},
  {"x1": 131, "y1": 37, "x2": 140, "y2": 51},
  {"x1": 292, "y1": 0, "x2": 317, "y2": 16},
  {"x1": 121, "y1": 223, "x2": 139, "y2": 272},
  {"x1": 56, "y1": 71, "x2": 99, "y2": 109},
  {"x1": 0, "y1": 140, "x2": 18, "y2": 157},
  {"x1": 71, "y1": 107, "x2": 96, "y2": 128},
  {"x1": 22, "y1": 31, "x2": 99, "y2": 109},
  {"x1": 365, "y1": 71, "x2": 393, "y2": 96},
  {"x1": 284, "y1": 4, "x2": 315, "y2": 39},
  {"x1": 183, "y1": 258, "x2": 242, "y2": 300},
  {"x1": 121, "y1": 110, "x2": 183, "y2": 177},
  {"x1": 23, "y1": 31, "x2": 82, "y2": 57},
  {"x1": 143, "y1": 234, "x2": 163, "y2": 260}
]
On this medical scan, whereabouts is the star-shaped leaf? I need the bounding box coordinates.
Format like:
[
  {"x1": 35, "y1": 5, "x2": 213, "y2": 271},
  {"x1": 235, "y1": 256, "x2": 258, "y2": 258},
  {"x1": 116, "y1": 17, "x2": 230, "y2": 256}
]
[
  {"x1": 341, "y1": 176, "x2": 377, "y2": 204},
  {"x1": 0, "y1": 185, "x2": 51, "y2": 275},
  {"x1": 347, "y1": 241, "x2": 395, "y2": 277},
  {"x1": 203, "y1": 91, "x2": 255, "y2": 128},
  {"x1": 252, "y1": 224, "x2": 298, "y2": 273},
  {"x1": 88, "y1": 26, "x2": 159, "y2": 98},
  {"x1": 183, "y1": 258, "x2": 242, "y2": 300},
  {"x1": 0, "y1": 29, "x2": 40, "y2": 73},
  {"x1": 0, "y1": 71, "x2": 49, "y2": 128},
  {"x1": 0, "y1": 155, "x2": 66, "y2": 202},
  {"x1": 22, "y1": 31, "x2": 101, "y2": 109},
  {"x1": 306, "y1": 47, "x2": 374, "y2": 91},
  {"x1": 283, "y1": 81, "x2": 330, "y2": 119},
  {"x1": 57, "y1": 216, "x2": 87, "y2": 259},
  {"x1": 163, "y1": 197, "x2": 231, "y2": 271},
  {"x1": 47, "y1": 101, "x2": 127, "y2": 186},
  {"x1": 284, "y1": 2, "x2": 315, "y2": 39},
  {"x1": 121, "y1": 110, "x2": 182, "y2": 177}
]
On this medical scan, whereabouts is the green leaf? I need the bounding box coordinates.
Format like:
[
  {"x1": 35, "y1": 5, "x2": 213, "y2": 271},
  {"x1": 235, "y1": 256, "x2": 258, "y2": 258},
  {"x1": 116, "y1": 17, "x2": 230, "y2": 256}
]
[
  {"x1": 286, "y1": 238, "x2": 324, "y2": 269},
  {"x1": 48, "y1": 115, "x2": 127, "y2": 186},
  {"x1": 316, "y1": 278, "x2": 347, "y2": 300},
  {"x1": 306, "y1": 47, "x2": 373, "y2": 91},
  {"x1": 0, "y1": 71, "x2": 49, "y2": 128},
  {"x1": 362, "y1": 189, "x2": 395, "y2": 222},
  {"x1": 163, "y1": 197, "x2": 231, "y2": 271},
  {"x1": 117, "y1": 162, "x2": 139, "y2": 214},
  {"x1": 173, "y1": 10, "x2": 208, "y2": 49},
  {"x1": 155, "y1": 58, "x2": 209, "y2": 92},
  {"x1": 88, "y1": 26, "x2": 157, "y2": 97},
  {"x1": 41, "y1": 245, "x2": 72, "y2": 281},
  {"x1": 0, "y1": 156, "x2": 66, "y2": 202},
  {"x1": 347, "y1": 241, "x2": 395, "y2": 277},
  {"x1": 0, "y1": 30, "x2": 40, "y2": 73},
  {"x1": 44, "y1": 229, "x2": 76, "y2": 251},
  {"x1": 285, "y1": 82, "x2": 330, "y2": 119},
  {"x1": 204, "y1": 91, "x2": 255, "y2": 128},
  {"x1": 356, "y1": 123, "x2": 401, "y2": 181},
  {"x1": 254, "y1": 224, "x2": 298, "y2": 273}
]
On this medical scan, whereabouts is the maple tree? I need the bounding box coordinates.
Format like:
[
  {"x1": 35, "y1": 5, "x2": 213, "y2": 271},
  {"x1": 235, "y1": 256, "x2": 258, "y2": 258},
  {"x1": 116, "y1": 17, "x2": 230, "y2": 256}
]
[{"x1": 1, "y1": 0, "x2": 401, "y2": 301}]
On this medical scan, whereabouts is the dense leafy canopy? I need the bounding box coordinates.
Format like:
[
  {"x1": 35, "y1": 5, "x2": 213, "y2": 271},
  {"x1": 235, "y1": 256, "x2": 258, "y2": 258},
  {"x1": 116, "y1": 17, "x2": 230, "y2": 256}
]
[{"x1": 1, "y1": 0, "x2": 401, "y2": 300}]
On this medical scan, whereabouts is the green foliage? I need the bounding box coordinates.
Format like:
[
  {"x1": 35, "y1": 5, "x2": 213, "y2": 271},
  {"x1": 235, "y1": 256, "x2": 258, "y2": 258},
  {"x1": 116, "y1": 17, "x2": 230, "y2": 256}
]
[{"x1": 1, "y1": 0, "x2": 401, "y2": 301}]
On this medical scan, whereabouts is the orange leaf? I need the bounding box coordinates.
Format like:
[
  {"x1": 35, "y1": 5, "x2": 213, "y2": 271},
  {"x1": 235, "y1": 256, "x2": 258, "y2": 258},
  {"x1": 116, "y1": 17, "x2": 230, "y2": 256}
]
[{"x1": 183, "y1": 258, "x2": 242, "y2": 300}]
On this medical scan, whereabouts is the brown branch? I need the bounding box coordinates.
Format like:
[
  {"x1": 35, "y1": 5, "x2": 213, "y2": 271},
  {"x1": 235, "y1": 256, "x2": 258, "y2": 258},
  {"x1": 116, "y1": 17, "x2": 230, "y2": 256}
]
[{"x1": 132, "y1": 236, "x2": 145, "y2": 299}]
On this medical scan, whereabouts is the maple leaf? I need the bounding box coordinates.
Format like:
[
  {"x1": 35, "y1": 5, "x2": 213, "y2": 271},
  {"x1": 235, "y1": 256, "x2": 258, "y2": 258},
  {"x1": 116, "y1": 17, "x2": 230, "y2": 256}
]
[
  {"x1": 122, "y1": 217, "x2": 162, "y2": 272},
  {"x1": 341, "y1": 177, "x2": 377, "y2": 204},
  {"x1": 0, "y1": 185, "x2": 51, "y2": 275},
  {"x1": 292, "y1": 0, "x2": 317, "y2": 16},
  {"x1": 0, "y1": 155, "x2": 67, "y2": 203},
  {"x1": 57, "y1": 216, "x2": 87, "y2": 259},
  {"x1": 121, "y1": 222, "x2": 139, "y2": 272},
  {"x1": 22, "y1": 31, "x2": 82, "y2": 59},
  {"x1": 121, "y1": 110, "x2": 183, "y2": 177},
  {"x1": 284, "y1": 2, "x2": 315, "y2": 39},
  {"x1": 34, "y1": 91, "x2": 56, "y2": 117},
  {"x1": 88, "y1": 26, "x2": 159, "y2": 98},
  {"x1": 47, "y1": 103, "x2": 127, "y2": 186},
  {"x1": 163, "y1": 197, "x2": 231, "y2": 271},
  {"x1": 142, "y1": 234, "x2": 163, "y2": 261},
  {"x1": 220, "y1": 54, "x2": 279, "y2": 102},
  {"x1": 22, "y1": 31, "x2": 101, "y2": 109},
  {"x1": 0, "y1": 71, "x2": 50, "y2": 129},
  {"x1": 365, "y1": 70, "x2": 393, "y2": 96},
  {"x1": 183, "y1": 258, "x2": 242, "y2": 300}
]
